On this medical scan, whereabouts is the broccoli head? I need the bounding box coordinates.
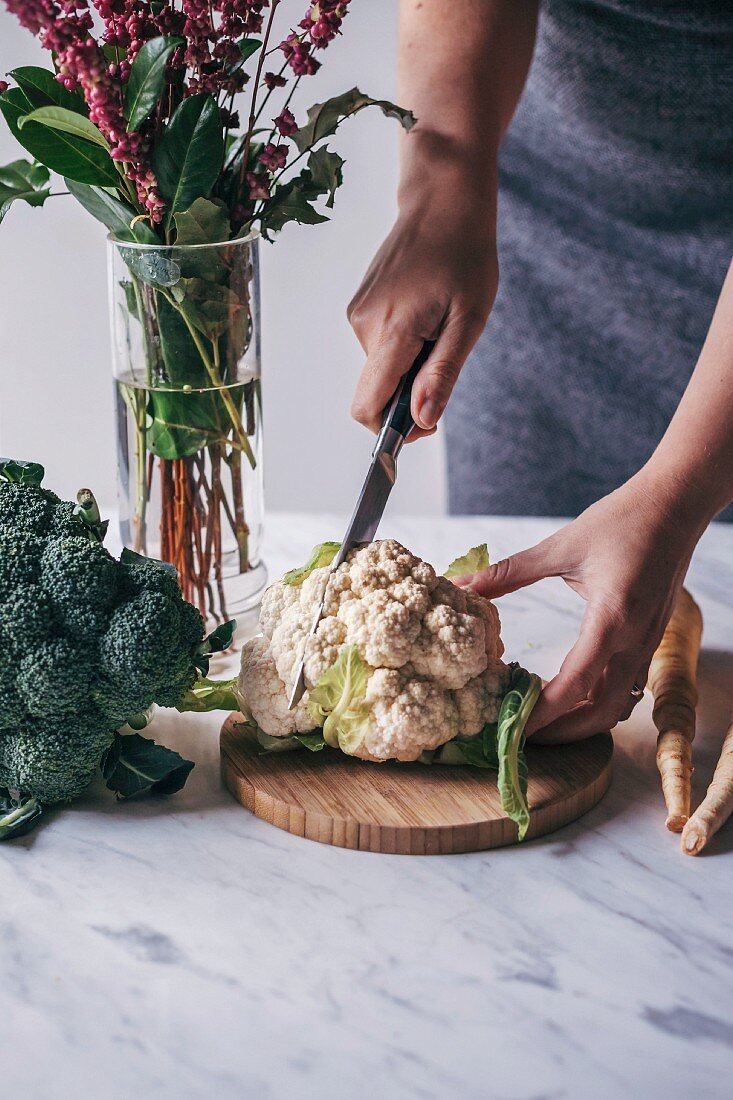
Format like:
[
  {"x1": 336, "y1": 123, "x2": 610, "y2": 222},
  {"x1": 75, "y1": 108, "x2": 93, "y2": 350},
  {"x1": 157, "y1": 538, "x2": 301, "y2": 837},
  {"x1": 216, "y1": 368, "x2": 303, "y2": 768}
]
[
  {"x1": 0, "y1": 713, "x2": 115, "y2": 804},
  {"x1": 0, "y1": 462, "x2": 224, "y2": 809}
]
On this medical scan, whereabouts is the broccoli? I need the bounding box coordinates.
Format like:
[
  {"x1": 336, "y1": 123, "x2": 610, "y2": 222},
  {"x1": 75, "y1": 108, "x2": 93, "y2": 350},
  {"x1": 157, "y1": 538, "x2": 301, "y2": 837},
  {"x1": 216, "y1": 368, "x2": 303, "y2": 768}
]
[{"x1": 0, "y1": 458, "x2": 236, "y2": 838}]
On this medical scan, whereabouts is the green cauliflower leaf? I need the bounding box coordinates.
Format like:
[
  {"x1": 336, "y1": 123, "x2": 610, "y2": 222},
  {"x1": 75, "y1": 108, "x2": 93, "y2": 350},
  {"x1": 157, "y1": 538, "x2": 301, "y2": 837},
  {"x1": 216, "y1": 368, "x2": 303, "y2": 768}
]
[{"x1": 443, "y1": 543, "x2": 490, "y2": 579}]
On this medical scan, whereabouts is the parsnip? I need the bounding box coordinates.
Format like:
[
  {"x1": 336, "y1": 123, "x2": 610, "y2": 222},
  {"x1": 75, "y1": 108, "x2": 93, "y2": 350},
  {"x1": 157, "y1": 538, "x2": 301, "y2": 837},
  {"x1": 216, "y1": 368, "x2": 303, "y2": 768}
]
[
  {"x1": 681, "y1": 723, "x2": 733, "y2": 855},
  {"x1": 647, "y1": 589, "x2": 703, "y2": 832}
]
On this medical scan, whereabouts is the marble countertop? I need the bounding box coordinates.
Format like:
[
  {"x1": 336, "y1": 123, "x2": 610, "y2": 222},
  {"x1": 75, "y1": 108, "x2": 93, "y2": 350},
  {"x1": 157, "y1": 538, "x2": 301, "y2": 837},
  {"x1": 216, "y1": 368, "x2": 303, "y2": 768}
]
[{"x1": 3, "y1": 513, "x2": 733, "y2": 1100}]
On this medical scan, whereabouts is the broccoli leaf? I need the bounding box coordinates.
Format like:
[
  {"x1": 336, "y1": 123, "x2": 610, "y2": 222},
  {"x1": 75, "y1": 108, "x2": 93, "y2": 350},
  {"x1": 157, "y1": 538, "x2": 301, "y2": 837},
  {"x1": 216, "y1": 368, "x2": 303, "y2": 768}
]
[
  {"x1": 195, "y1": 620, "x2": 236, "y2": 674},
  {"x1": 177, "y1": 676, "x2": 238, "y2": 712},
  {"x1": 0, "y1": 457, "x2": 45, "y2": 485},
  {"x1": 101, "y1": 732, "x2": 194, "y2": 799},
  {"x1": 120, "y1": 546, "x2": 178, "y2": 576},
  {"x1": 444, "y1": 544, "x2": 490, "y2": 579},
  {"x1": 73, "y1": 488, "x2": 108, "y2": 543},
  {"x1": 256, "y1": 728, "x2": 326, "y2": 754},
  {"x1": 203, "y1": 619, "x2": 236, "y2": 653},
  {"x1": 283, "y1": 542, "x2": 340, "y2": 586},
  {"x1": 307, "y1": 645, "x2": 372, "y2": 754},
  {"x1": 0, "y1": 790, "x2": 43, "y2": 841},
  {"x1": 496, "y1": 665, "x2": 542, "y2": 841}
]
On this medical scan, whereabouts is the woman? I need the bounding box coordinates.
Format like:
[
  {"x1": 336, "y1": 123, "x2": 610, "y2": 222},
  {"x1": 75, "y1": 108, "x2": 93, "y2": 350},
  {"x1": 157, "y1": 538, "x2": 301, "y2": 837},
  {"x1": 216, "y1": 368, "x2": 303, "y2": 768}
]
[{"x1": 347, "y1": 0, "x2": 733, "y2": 740}]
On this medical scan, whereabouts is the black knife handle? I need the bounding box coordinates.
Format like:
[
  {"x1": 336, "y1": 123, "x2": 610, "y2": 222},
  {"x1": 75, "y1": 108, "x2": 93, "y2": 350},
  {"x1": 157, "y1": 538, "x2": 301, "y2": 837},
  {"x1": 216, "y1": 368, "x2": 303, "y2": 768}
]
[{"x1": 381, "y1": 340, "x2": 435, "y2": 440}]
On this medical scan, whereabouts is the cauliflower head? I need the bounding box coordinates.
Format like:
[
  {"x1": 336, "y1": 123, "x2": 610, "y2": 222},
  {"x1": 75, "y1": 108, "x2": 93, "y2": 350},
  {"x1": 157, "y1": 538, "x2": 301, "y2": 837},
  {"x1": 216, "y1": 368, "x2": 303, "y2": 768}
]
[{"x1": 239, "y1": 539, "x2": 510, "y2": 762}]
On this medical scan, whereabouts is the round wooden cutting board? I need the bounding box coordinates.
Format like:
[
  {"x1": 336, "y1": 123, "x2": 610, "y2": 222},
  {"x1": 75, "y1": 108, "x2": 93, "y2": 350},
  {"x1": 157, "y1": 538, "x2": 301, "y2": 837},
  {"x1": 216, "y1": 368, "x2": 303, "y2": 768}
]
[{"x1": 220, "y1": 716, "x2": 613, "y2": 854}]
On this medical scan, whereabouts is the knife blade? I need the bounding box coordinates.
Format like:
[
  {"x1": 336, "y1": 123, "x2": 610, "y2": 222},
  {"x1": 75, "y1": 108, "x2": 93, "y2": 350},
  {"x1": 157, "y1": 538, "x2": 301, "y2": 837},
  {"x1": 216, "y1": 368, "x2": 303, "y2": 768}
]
[{"x1": 287, "y1": 340, "x2": 435, "y2": 709}]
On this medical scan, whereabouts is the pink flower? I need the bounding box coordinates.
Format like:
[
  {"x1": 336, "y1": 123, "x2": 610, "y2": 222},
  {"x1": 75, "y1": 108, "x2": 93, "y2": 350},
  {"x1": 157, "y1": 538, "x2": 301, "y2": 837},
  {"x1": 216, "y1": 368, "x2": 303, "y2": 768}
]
[
  {"x1": 258, "y1": 142, "x2": 288, "y2": 172},
  {"x1": 299, "y1": 1, "x2": 350, "y2": 48},
  {"x1": 220, "y1": 106, "x2": 240, "y2": 130},
  {"x1": 0, "y1": 80, "x2": 9, "y2": 94},
  {"x1": 279, "y1": 32, "x2": 320, "y2": 77},
  {"x1": 264, "y1": 71, "x2": 287, "y2": 90},
  {"x1": 219, "y1": 0, "x2": 266, "y2": 38},
  {"x1": 274, "y1": 106, "x2": 298, "y2": 137},
  {"x1": 245, "y1": 171, "x2": 270, "y2": 201}
]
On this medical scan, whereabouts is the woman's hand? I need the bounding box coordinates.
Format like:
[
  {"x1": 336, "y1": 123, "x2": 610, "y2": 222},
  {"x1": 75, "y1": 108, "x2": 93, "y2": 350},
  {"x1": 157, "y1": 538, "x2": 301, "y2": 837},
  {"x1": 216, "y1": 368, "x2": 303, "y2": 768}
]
[
  {"x1": 457, "y1": 470, "x2": 706, "y2": 742},
  {"x1": 348, "y1": 178, "x2": 498, "y2": 438}
]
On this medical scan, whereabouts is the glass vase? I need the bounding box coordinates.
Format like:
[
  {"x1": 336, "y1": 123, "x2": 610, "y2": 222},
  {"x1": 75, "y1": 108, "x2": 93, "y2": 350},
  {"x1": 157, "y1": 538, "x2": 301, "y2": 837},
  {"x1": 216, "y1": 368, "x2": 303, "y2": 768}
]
[{"x1": 107, "y1": 233, "x2": 266, "y2": 626}]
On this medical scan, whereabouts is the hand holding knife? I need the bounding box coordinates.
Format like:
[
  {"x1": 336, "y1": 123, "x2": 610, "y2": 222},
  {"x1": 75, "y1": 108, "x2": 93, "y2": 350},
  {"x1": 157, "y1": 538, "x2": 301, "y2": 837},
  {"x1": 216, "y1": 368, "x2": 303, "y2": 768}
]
[{"x1": 288, "y1": 340, "x2": 435, "y2": 709}]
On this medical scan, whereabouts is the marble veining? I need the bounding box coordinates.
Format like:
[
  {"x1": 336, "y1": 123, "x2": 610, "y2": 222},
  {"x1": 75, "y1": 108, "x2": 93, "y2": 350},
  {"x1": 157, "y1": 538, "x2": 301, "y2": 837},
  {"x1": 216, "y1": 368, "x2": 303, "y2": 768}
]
[{"x1": 1, "y1": 513, "x2": 732, "y2": 1100}]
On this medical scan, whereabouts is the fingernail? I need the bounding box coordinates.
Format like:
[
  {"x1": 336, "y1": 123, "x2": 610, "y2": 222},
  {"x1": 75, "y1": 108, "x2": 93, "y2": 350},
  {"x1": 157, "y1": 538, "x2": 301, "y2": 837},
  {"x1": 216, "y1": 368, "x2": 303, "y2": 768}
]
[{"x1": 418, "y1": 398, "x2": 441, "y2": 430}]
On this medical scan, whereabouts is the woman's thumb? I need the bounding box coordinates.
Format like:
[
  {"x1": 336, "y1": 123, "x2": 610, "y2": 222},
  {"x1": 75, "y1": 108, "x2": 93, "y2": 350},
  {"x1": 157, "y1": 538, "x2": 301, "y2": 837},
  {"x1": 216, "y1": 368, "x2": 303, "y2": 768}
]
[{"x1": 462, "y1": 542, "x2": 555, "y2": 598}]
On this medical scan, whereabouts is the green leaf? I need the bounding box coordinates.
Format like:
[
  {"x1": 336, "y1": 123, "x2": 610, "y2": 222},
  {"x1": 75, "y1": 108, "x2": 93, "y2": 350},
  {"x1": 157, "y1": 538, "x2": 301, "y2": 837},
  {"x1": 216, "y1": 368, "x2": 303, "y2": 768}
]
[
  {"x1": 73, "y1": 487, "x2": 108, "y2": 544},
  {"x1": 234, "y1": 38, "x2": 262, "y2": 67},
  {"x1": 194, "y1": 615, "x2": 237, "y2": 675},
  {"x1": 307, "y1": 645, "x2": 372, "y2": 754},
  {"x1": 256, "y1": 728, "x2": 327, "y2": 754},
  {"x1": 177, "y1": 676, "x2": 239, "y2": 712},
  {"x1": 307, "y1": 146, "x2": 344, "y2": 208},
  {"x1": 0, "y1": 792, "x2": 43, "y2": 841},
  {"x1": 102, "y1": 732, "x2": 194, "y2": 799},
  {"x1": 432, "y1": 724, "x2": 500, "y2": 768},
  {"x1": 0, "y1": 158, "x2": 50, "y2": 224},
  {"x1": 152, "y1": 93, "x2": 224, "y2": 230},
  {"x1": 283, "y1": 541, "x2": 340, "y2": 585},
  {"x1": 0, "y1": 457, "x2": 45, "y2": 485},
  {"x1": 156, "y1": 292, "x2": 205, "y2": 384},
  {"x1": 0, "y1": 87, "x2": 119, "y2": 185},
  {"x1": 173, "y1": 277, "x2": 246, "y2": 341},
  {"x1": 120, "y1": 547, "x2": 178, "y2": 576},
  {"x1": 9, "y1": 67, "x2": 85, "y2": 113},
  {"x1": 295, "y1": 733, "x2": 327, "y2": 752},
  {"x1": 444, "y1": 544, "x2": 490, "y2": 579},
  {"x1": 148, "y1": 389, "x2": 226, "y2": 459},
  {"x1": 256, "y1": 729, "x2": 299, "y2": 754},
  {"x1": 496, "y1": 666, "x2": 542, "y2": 841},
  {"x1": 19, "y1": 106, "x2": 110, "y2": 150},
  {"x1": 293, "y1": 87, "x2": 416, "y2": 154},
  {"x1": 124, "y1": 36, "x2": 183, "y2": 131},
  {"x1": 65, "y1": 179, "x2": 160, "y2": 243},
  {"x1": 203, "y1": 619, "x2": 236, "y2": 654},
  {"x1": 173, "y1": 196, "x2": 230, "y2": 246},
  {"x1": 259, "y1": 174, "x2": 329, "y2": 237}
]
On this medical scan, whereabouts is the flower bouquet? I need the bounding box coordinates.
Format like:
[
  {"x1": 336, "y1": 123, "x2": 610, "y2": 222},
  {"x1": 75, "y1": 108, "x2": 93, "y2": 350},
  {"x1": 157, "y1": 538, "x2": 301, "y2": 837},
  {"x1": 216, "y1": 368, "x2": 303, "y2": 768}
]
[{"x1": 0, "y1": 0, "x2": 414, "y2": 622}]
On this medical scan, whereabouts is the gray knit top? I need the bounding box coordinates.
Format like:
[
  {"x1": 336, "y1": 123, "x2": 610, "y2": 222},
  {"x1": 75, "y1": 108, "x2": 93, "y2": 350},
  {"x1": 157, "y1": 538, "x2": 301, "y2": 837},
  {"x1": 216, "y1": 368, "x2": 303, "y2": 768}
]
[{"x1": 445, "y1": 0, "x2": 733, "y2": 520}]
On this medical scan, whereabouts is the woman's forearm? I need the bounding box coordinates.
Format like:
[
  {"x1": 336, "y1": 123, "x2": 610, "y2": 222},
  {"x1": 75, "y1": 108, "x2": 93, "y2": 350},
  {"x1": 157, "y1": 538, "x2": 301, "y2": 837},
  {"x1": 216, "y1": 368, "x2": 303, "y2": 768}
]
[
  {"x1": 643, "y1": 260, "x2": 733, "y2": 528},
  {"x1": 347, "y1": 2, "x2": 538, "y2": 433},
  {"x1": 397, "y1": 0, "x2": 539, "y2": 219}
]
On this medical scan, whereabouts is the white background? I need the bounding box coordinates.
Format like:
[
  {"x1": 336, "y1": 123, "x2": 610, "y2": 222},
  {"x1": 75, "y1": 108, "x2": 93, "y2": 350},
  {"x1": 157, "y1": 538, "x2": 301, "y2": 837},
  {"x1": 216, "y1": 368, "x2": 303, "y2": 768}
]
[{"x1": 0, "y1": 1, "x2": 446, "y2": 513}]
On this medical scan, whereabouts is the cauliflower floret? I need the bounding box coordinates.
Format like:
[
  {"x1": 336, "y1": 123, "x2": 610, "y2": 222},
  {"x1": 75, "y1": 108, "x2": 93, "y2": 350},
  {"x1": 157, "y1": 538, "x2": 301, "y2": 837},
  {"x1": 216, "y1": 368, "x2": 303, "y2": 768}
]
[
  {"x1": 238, "y1": 635, "x2": 313, "y2": 736},
  {"x1": 411, "y1": 602, "x2": 488, "y2": 689},
  {"x1": 346, "y1": 539, "x2": 438, "y2": 599},
  {"x1": 305, "y1": 615, "x2": 348, "y2": 685},
  {"x1": 356, "y1": 665, "x2": 460, "y2": 762},
  {"x1": 336, "y1": 589, "x2": 422, "y2": 669},
  {"x1": 453, "y1": 658, "x2": 511, "y2": 736},
  {"x1": 266, "y1": 567, "x2": 331, "y2": 688},
  {"x1": 464, "y1": 587, "x2": 504, "y2": 660},
  {"x1": 259, "y1": 578, "x2": 301, "y2": 642}
]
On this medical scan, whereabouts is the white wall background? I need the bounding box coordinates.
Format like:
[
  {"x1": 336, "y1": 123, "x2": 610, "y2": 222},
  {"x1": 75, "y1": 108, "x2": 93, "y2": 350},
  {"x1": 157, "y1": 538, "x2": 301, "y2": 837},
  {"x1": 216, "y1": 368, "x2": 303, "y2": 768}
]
[{"x1": 0, "y1": 2, "x2": 446, "y2": 514}]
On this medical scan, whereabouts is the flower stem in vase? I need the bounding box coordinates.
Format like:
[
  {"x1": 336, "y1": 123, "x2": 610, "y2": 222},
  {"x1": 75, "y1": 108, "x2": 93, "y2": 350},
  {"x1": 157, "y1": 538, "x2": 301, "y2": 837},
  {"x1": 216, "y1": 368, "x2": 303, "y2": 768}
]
[
  {"x1": 209, "y1": 444, "x2": 230, "y2": 622},
  {"x1": 226, "y1": 446, "x2": 251, "y2": 574}
]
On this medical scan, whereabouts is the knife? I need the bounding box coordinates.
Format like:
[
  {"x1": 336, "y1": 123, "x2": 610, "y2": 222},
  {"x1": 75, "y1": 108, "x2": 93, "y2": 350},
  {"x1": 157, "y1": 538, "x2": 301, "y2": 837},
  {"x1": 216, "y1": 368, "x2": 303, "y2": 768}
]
[{"x1": 287, "y1": 340, "x2": 435, "y2": 709}]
